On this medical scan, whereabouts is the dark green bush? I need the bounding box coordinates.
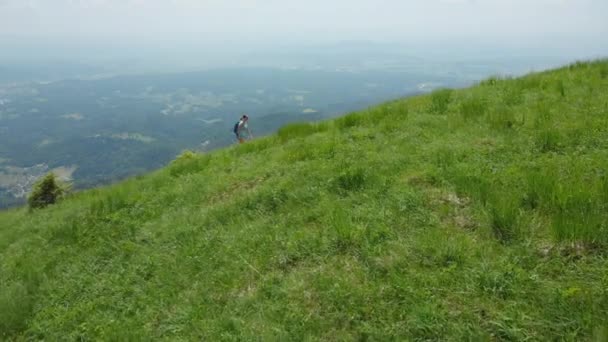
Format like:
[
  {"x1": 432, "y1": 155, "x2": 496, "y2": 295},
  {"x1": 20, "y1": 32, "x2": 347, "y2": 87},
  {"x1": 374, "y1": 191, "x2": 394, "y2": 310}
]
[{"x1": 28, "y1": 173, "x2": 68, "y2": 209}]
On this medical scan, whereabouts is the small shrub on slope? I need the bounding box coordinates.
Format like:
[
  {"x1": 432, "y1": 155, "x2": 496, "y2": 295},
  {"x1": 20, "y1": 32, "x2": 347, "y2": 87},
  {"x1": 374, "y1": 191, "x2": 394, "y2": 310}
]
[{"x1": 27, "y1": 173, "x2": 68, "y2": 209}]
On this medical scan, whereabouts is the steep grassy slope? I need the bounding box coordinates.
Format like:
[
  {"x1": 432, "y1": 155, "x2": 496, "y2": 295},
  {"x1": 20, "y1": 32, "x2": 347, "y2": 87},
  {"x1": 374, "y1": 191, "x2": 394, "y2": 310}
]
[{"x1": 1, "y1": 60, "x2": 608, "y2": 340}]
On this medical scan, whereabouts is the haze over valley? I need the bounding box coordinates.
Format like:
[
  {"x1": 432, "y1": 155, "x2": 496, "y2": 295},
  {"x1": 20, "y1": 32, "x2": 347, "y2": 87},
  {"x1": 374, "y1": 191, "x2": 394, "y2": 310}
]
[{"x1": 3, "y1": 42, "x2": 591, "y2": 207}]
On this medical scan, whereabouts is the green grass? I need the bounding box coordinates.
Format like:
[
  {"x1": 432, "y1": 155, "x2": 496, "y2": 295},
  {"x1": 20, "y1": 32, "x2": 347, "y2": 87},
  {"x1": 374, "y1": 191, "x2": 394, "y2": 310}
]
[
  {"x1": 1, "y1": 60, "x2": 608, "y2": 340},
  {"x1": 429, "y1": 88, "x2": 453, "y2": 114},
  {"x1": 458, "y1": 95, "x2": 487, "y2": 122}
]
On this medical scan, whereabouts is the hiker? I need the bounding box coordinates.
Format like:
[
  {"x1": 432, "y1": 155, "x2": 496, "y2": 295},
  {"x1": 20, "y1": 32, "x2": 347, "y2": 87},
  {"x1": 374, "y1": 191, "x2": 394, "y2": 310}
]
[{"x1": 233, "y1": 114, "x2": 253, "y2": 143}]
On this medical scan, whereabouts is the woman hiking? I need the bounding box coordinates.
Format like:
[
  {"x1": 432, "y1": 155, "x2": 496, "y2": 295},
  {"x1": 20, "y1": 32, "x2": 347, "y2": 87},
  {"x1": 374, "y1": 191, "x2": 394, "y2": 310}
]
[{"x1": 233, "y1": 114, "x2": 253, "y2": 143}]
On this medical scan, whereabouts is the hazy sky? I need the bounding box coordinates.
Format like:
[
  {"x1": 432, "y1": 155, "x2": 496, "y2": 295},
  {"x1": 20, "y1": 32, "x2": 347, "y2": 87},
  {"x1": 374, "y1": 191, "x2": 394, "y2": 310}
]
[{"x1": 1, "y1": 0, "x2": 607, "y2": 43}]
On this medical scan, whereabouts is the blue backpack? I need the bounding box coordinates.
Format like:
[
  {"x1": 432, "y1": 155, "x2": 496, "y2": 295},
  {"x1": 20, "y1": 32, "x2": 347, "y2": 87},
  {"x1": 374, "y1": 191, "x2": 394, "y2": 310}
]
[{"x1": 233, "y1": 122, "x2": 239, "y2": 135}]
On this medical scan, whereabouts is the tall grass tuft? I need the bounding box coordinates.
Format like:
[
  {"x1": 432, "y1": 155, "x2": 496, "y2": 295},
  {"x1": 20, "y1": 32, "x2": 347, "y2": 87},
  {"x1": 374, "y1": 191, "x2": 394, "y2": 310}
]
[
  {"x1": 488, "y1": 106, "x2": 517, "y2": 130},
  {"x1": 503, "y1": 86, "x2": 524, "y2": 106},
  {"x1": 480, "y1": 76, "x2": 501, "y2": 86},
  {"x1": 169, "y1": 150, "x2": 211, "y2": 177},
  {"x1": 234, "y1": 136, "x2": 276, "y2": 155},
  {"x1": 526, "y1": 162, "x2": 608, "y2": 247},
  {"x1": 389, "y1": 102, "x2": 409, "y2": 119},
  {"x1": 429, "y1": 88, "x2": 453, "y2": 114},
  {"x1": 552, "y1": 192, "x2": 607, "y2": 247},
  {"x1": 522, "y1": 170, "x2": 557, "y2": 210},
  {"x1": 459, "y1": 96, "x2": 486, "y2": 121},
  {"x1": 245, "y1": 188, "x2": 289, "y2": 214},
  {"x1": 333, "y1": 168, "x2": 367, "y2": 194},
  {"x1": 556, "y1": 80, "x2": 566, "y2": 97},
  {"x1": 0, "y1": 282, "x2": 33, "y2": 336},
  {"x1": 488, "y1": 195, "x2": 521, "y2": 243},
  {"x1": 476, "y1": 265, "x2": 516, "y2": 299},
  {"x1": 329, "y1": 207, "x2": 362, "y2": 254},
  {"x1": 335, "y1": 112, "x2": 365, "y2": 130},
  {"x1": 368, "y1": 105, "x2": 390, "y2": 122},
  {"x1": 535, "y1": 128, "x2": 563, "y2": 152},
  {"x1": 434, "y1": 147, "x2": 456, "y2": 170},
  {"x1": 601, "y1": 175, "x2": 608, "y2": 205},
  {"x1": 451, "y1": 173, "x2": 491, "y2": 206},
  {"x1": 569, "y1": 61, "x2": 589, "y2": 71},
  {"x1": 533, "y1": 102, "x2": 553, "y2": 129},
  {"x1": 600, "y1": 64, "x2": 608, "y2": 79},
  {"x1": 519, "y1": 76, "x2": 541, "y2": 90},
  {"x1": 277, "y1": 122, "x2": 323, "y2": 142},
  {"x1": 88, "y1": 186, "x2": 135, "y2": 217}
]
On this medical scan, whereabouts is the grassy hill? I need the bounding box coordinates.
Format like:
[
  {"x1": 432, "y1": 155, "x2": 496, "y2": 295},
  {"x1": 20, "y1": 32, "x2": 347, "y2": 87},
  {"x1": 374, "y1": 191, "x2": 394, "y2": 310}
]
[{"x1": 1, "y1": 60, "x2": 608, "y2": 340}]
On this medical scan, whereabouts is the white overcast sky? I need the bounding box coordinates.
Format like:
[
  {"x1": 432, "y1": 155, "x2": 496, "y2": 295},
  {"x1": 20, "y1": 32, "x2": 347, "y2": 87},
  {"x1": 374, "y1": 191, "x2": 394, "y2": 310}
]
[{"x1": 1, "y1": 0, "x2": 607, "y2": 43}]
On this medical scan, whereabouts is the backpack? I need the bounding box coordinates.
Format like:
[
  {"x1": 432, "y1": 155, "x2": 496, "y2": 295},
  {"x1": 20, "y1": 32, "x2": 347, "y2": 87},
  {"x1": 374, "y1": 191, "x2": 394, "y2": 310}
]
[{"x1": 233, "y1": 122, "x2": 239, "y2": 134}]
